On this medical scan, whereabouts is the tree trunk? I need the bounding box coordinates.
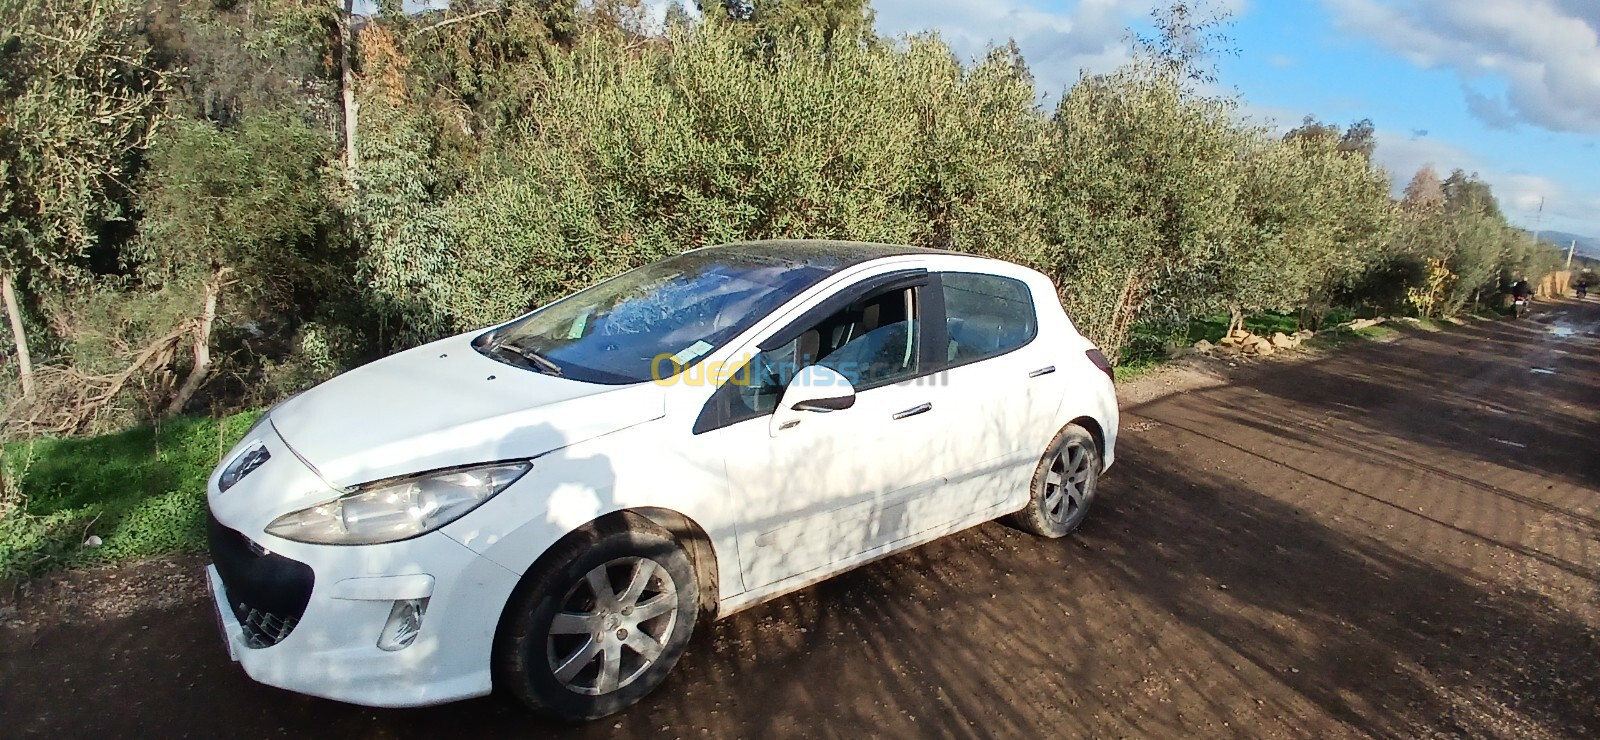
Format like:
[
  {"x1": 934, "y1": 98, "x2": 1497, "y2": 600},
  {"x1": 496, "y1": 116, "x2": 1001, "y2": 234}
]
[
  {"x1": 2, "y1": 270, "x2": 34, "y2": 398},
  {"x1": 1102, "y1": 267, "x2": 1142, "y2": 362},
  {"x1": 165, "y1": 271, "x2": 223, "y2": 416},
  {"x1": 340, "y1": 0, "x2": 359, "y2": 183}
]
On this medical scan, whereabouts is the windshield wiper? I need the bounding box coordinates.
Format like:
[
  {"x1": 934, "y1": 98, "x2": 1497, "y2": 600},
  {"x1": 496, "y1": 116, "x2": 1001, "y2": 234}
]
[{"x1": 490, "y1": 340, "x2": 563, "y2": 376}]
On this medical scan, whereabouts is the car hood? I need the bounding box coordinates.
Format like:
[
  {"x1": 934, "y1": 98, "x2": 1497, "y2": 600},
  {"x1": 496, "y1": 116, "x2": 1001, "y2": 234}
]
[{"x1": 268, "y1": 333, "x2": 666, "y2": 488}]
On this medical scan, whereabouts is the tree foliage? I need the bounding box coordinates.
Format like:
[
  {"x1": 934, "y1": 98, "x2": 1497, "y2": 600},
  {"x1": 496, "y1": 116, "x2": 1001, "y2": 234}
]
[
  {"x1": 0, "y1": 0, "x2": 166, "y2": 281},
  {"x1": 135, "y1": 114, "x2": 339, "y2": 315},
  {"x1": 0, "y1": 0, "x2": 1572, "y2": 437}
]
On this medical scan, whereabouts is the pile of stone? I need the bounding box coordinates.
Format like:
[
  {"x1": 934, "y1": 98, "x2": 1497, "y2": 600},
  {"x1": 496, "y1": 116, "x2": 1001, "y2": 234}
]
[{"x1": 1194, "y1": 328, "x2": 1313, "y2": 357}]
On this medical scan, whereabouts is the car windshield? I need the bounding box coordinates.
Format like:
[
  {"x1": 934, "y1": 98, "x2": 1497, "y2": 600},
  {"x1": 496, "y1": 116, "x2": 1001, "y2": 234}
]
[{"x1": 479, "y1": 249, "x2": 836, "y2": 384}]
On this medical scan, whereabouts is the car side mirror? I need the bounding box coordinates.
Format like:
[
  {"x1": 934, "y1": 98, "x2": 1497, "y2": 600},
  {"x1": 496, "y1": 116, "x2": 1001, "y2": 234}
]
[{"x1": 769, "y1": 365, "x2": 856, "y2": 437}]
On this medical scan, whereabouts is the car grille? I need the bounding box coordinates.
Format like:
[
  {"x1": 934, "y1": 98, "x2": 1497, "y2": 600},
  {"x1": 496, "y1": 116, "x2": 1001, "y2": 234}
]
[
  {"x1": 208, "y1": 511, "x2": 315, "y2": 649},
  {"x1": 238, "y1": 606, "x2": 300, "y2": 649}
]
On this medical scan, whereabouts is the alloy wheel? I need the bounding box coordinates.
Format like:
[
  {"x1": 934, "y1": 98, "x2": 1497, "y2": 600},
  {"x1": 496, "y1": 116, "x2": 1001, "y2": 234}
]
[
  {"x1": 545, "y1": 556, "x2": 680, "y2": 695},
  {"x1": 1042, "y1": 442, "x2": 1092, "y2": 527}
]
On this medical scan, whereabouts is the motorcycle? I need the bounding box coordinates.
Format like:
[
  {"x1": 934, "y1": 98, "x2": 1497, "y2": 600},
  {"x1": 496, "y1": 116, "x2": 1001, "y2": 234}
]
[
  {"x1": 1578, "y1": 284, "x2": 1589, "y2": 300},
  {"x1": 1512, "y1": 294, "x2": 1531, "y2": 318}
]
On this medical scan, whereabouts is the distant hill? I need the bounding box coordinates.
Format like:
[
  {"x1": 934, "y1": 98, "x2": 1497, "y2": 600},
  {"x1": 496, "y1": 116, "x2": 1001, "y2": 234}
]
[{"x1": 1539, "y1": 230, "x2": 1600, "y2": 261}]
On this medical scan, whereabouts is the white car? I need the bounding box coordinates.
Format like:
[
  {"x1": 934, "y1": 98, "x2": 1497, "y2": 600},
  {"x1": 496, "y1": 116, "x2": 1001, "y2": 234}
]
[{"x1": 205, "y1": 240, "x2": 1118, "y2": 719}]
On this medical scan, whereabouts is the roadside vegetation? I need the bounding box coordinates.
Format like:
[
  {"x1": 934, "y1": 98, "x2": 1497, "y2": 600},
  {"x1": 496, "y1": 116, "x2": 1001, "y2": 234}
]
[
  {"x1": 0, "y1": 0, "x2": 1572, "y2": 577},
  {"x1": 1, "y1": 411, "x2": 258, "y2": 581}
]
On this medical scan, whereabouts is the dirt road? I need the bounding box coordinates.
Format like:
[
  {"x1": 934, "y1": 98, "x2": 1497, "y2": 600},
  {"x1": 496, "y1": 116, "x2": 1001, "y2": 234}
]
[{"x1": 4, "y1": 300, "x2": 1598, "y2": 738}]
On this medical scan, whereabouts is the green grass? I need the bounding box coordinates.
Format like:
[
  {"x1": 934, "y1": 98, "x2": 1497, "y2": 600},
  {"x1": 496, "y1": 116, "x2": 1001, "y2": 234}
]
[
  {"x1": 1113, "y1": 360, "x2": 1161, "y2": 384},
  {"x1": 1184, "y1": 311, "x2": 1303, "y2": 345},
  {"x1": 1306, "y1": 323, "x2": 1400, "y2": 349},
  {"x1": 1121, "y1": 311, "x2": 1306, "y2": 367},
  {"x1": 1, "y1": 409, "x2": 260, "y2": 582}
]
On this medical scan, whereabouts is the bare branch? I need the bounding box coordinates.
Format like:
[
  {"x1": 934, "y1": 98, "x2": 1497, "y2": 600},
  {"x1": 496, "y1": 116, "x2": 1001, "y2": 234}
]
[{"x1": 408, "y1": 9, "x2": 498, "y2": 40}]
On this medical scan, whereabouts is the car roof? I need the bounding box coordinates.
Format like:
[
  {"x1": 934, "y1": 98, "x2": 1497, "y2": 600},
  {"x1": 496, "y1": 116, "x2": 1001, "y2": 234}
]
[{"x1": 693, "y1": 239, "x2": 963, "y2": 273}]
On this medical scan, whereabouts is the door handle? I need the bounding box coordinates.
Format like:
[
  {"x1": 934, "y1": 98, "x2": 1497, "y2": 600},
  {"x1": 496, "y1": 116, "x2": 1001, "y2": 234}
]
[
  {"x1": 1029, "y1": 365, "x2": 1057, "y2": 378},
  {"x1": 892, "y1": 402, "x2": 932, "y2": 420}
]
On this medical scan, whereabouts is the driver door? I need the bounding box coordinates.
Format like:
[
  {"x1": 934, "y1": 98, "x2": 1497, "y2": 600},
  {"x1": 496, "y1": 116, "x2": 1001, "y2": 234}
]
[{"x1": 692, "y1": 274, "x2": 946, "y2": 590}]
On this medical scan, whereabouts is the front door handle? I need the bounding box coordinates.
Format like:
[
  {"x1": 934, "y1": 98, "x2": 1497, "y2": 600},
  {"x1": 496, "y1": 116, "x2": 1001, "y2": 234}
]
[
  {"x1": 892, "y1": 402, "x2": 932, "y2": 420},
  {"x1": 1029, "y1": 365, "x2": 1057, "y2": 378}
]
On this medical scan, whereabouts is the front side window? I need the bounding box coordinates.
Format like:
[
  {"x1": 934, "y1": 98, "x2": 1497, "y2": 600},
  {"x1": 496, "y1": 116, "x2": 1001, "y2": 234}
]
[
  {"x1": 941, "y1": 272, "x2": 1036, "y2": 364},
  {"x1": 708, "y1": 285, "x2": 922, "y2": 427},
  {"x1": 477, "y1": 250, "x2": 835, "y2": 384}
]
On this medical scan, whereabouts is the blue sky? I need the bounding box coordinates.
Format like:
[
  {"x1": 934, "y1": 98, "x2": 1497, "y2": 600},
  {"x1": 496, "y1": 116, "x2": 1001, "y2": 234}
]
[{"x1": 867, "y1": 0, "x2": 1600, "y2": 237}]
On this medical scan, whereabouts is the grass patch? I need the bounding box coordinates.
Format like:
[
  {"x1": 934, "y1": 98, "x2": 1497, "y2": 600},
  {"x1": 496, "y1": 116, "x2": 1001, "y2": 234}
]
[
  {"x1": 1394, "y1": 317, "x2": 1443, "y2": 332},
  {"x1": 1185, "y1": 311, "x2": 1303, "y2": 345},
  {"x1": 0, "y1": 409, "x2": 260, "y2": 582},
  {"x1": 1113, "y1": 361, "x2": 1161, "y2": 384},
  {"x1": 1123, "y1": 311, "x2": 1306, "y2": 367},
  {"x1": 1356, "y1": 325, "x2": 1400, "y2": 341},
  {"x1": 1308, "y1": 323, "x2": 1401, "y2": 349}
]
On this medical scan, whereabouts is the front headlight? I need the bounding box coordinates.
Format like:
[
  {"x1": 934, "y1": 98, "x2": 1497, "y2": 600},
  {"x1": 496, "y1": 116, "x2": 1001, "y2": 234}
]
[{"x1": 265, "y1": 461, "x2": 531, "y2": 545}]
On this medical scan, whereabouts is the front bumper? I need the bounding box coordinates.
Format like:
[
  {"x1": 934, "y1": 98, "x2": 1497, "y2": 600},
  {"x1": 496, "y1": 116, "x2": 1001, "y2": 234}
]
[
  {"x1": 206, "y1": 426, "x2": 523, "y2": 708},
  {"x1": 205, "y1": 526, "x2": 521, "y2": 707}
]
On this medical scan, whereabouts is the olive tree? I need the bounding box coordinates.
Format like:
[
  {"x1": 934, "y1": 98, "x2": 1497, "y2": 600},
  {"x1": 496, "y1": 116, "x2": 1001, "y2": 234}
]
[
  {"x1": 0, "y1": 0, "x2": 164, "y2": 397},
  {"x1": 134, "y1": 115, "x2": 337, "y2": 414},
  {"x1": 1041, "y1": 62, "x2": 1245, "y2": 356}
]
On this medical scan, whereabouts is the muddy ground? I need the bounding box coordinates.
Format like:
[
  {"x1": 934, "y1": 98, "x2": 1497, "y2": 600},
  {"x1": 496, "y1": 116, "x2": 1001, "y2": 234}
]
[{"x1": 3, "y1": 300, "x2": 1598, "y2": 738}]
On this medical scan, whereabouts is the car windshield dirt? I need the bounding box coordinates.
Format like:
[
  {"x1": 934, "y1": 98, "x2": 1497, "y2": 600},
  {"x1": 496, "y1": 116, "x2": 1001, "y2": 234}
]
[{"x1": 479, "y1": 249, "x2": 835, "y2": 384}]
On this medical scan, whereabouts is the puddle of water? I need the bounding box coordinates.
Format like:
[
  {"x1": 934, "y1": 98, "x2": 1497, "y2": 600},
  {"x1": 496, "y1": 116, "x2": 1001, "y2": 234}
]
[
  {"x1": 1530, "y1": 368, "x2": 1557, "y2": 375},
  {"x1": 1491, "y1": 437, "x2": 1527, "y2": 448},
  {"x1": 1549, "y1": 326, "x2": 1575, "y2": 337}
]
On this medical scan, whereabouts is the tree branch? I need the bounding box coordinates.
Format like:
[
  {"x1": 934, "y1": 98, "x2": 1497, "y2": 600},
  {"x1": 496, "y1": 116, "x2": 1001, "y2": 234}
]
[{"x1": 408, "y1": 9, "x2": 498, "y2": 40}]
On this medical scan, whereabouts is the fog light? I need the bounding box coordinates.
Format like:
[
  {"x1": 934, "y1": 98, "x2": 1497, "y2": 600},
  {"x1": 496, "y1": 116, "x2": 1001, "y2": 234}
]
[{"x1": 377, "y1": 598, "x2": 428, "y2": 651}]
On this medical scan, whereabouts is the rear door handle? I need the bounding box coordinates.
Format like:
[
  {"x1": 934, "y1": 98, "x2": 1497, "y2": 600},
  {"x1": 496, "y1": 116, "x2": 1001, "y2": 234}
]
[
  {"x1": 892, "y1": 403, "x2": 932, "y2": 420},
  {"x1": 1029, "y1": 365, "x2": 1056, "y2": 378}
]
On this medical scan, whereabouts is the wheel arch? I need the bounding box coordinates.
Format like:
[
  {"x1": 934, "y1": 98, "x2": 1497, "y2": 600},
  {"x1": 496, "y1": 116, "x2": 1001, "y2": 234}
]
[
  {"x1": 493, "y1": 508, "x2": 721, "y2": 637},
  {"x1": 625, "y1": 507, "x2": 721, "y2": 618},
  {"x1": 1068, "y1": 415, "x2": 1106, "y2": 461}
]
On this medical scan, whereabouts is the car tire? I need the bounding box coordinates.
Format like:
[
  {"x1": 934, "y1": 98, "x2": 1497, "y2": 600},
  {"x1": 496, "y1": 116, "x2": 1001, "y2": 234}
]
[
  {"x1": 494, "y1": 515, "x2": 699, "y2": 721},
  {"x1": 1007, "y1": 423, "x2": 1100, "y2": 538}
]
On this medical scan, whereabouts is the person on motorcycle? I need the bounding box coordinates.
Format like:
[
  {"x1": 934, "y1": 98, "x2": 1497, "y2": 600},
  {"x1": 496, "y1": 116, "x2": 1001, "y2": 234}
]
[
  {"x1": 1511, "y1": 277, "x2": 1533, "y2": 316},
  {"x1": 1578, "y1": 277, "x2": 1589, "y2": 299}
]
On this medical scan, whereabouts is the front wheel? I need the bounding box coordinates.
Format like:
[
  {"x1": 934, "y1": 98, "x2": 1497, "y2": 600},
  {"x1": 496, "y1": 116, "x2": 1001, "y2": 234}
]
[
  {"x1": 1006, "y1": 424, "x2": 1101, "y2": 538},
  {"x1": 494, "y1": 517, "x2": 699, "y2": 721}
]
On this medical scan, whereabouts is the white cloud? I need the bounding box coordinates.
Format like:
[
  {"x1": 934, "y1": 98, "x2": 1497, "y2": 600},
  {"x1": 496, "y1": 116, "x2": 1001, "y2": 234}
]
[
  {"x1": 1375, "y1": 131, "x2": 1598, "y2": 234},
  {"x1": 1322, "y1": 0, "x2": 1600, "y2": 134},
  {"x1": 872, "y1": 0, "x2": 1158, "y2": 99}
]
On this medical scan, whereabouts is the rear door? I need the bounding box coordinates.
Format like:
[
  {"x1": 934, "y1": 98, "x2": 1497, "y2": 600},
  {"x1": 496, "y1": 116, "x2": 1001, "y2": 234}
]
[{"x1": 919, "y1": 271, "x2": 1065, "y2": 515}]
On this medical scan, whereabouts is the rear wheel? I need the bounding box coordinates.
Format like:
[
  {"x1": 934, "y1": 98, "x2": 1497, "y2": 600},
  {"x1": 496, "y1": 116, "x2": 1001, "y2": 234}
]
[
  {"x1": 1007, "y1": 424, "x2": 1100, "y2": 538},
  {"x1": 495, "y1": 517, "x2": 699, "y2": 721}
]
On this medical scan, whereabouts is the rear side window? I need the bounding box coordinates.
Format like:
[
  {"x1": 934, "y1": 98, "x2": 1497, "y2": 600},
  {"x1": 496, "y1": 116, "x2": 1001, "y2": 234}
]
[{"x1": 941, "y1": 272, "x2": 1036, "y2": 364}]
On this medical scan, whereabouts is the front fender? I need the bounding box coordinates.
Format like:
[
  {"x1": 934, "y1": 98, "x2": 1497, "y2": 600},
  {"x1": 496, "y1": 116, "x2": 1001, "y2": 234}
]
[{"x1": 439, "y1": 420, "x2": 747, "y2": 603}]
